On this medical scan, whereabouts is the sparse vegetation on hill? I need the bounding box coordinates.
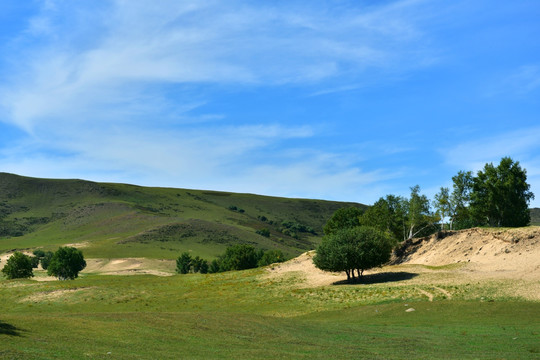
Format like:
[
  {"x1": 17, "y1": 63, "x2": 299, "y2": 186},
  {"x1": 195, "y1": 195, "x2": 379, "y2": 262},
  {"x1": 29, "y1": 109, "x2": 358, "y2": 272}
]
[{"x1": 0, "y1": 172, "x2": 364, "y2": 259}]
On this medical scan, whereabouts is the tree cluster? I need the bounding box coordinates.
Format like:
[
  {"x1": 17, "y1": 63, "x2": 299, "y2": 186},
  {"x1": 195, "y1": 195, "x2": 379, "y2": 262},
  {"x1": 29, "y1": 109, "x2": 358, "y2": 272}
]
[
  {"x1": 359, "y1": 185, "x2": 438, "y2": 242},
  {"x1": 433, "y1": 157, "x2": 534, "y2": 229},
  {"x1": 313, "y1": 157, "x2": 534, "y2": 282},
  {"x1": 176, "y1": 245, "x2": 286, "y2": 275},
  {"x1": 338, "y1": 157, "x2": 534, "y2": 243},
  {"x1": 1, "y1": 247, "x2": 86, "y2": 280}
]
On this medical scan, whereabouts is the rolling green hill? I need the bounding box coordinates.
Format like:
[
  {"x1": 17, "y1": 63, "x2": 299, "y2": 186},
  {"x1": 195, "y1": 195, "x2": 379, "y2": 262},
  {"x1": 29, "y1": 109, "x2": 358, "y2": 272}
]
[
  {"x1": 0, "y1": 173, "x2": 364, "y2": 259},
  {"x1": 530, "y1": 208, "x2": 540, "y2": 226}
]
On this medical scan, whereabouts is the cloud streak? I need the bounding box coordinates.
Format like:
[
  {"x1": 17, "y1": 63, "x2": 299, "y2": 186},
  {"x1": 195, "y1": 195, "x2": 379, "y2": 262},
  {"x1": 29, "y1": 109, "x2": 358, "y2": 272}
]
[{"x1": 0, "y1": 0, "x2": 486, "y2": 204}]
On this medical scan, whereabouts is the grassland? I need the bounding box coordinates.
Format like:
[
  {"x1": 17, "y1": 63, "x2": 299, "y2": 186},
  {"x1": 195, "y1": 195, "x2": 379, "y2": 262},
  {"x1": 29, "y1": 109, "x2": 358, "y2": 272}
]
[
  {"x1": 1, "y1": 264, "x2": 539, "y2": 359},
  {"x1": 2, "y1": 173, "x2": 539, "y2": 359}
]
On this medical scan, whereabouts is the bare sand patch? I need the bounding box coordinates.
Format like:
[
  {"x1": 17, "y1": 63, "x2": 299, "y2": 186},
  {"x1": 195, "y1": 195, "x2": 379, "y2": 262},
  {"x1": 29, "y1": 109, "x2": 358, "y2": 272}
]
[
  {"x1": 63, "y1": 241, "x2": 90, "y2": 248},
  {"x1": 83, "y1": 258, "x2": 175, "y2": 276},
  {"x1": 395, "y1": 227, "x2": 540, "y2": 281},
  {"x1": 266, "y1": 251, "x2": 343, "y2": 288}
]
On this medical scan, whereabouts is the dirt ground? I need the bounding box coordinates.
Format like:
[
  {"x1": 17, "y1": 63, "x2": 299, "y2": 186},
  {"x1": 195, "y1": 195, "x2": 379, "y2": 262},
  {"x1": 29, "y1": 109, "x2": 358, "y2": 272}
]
[{"x1": 265, "y1": 227, "x2": 540, "y2": 300}]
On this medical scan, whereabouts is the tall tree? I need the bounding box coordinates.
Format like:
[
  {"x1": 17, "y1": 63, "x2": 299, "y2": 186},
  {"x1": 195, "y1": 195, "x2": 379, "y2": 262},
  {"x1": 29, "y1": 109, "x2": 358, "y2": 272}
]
[
  {"x1": 406, "y1": 185, "x2": 436, "y2": 239},
  {"x1": 360, "y1": 195, "x2": 407, "y2": 241},
  {"x1": 450, "y1": 170, "x2": 474, "y2": 229},
  {"x1": 323, "y1": 207, "x2": 364, "y2": 235},
  {"x1": 434, "y1": 187, "x2": 452, "y2": 230},
  {"x1": 470, "y1": 157, "x2": 534, "y2": 227},
  {"x1": 176, "y1": 252, "x2": 192, "y2": 274}
]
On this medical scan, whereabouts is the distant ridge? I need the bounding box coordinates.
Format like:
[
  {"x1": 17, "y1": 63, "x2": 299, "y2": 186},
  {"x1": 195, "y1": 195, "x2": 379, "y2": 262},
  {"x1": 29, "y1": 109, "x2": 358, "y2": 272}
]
[{"x1": 0, "y1": 172, "x2": 365, "y2": 259}]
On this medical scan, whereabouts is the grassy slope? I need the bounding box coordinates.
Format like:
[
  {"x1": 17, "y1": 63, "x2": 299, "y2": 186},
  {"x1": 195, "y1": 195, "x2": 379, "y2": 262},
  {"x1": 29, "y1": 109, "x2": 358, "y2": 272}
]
[
  {"x1": 1, "y1": 268, "x2": 539, "y2": 359},
  {"x1": 530, "y1": 207, "x2": 540, "y2": 225},
  {"x1": 0, "y1": 173, "x2": 363, "y2": 259}
]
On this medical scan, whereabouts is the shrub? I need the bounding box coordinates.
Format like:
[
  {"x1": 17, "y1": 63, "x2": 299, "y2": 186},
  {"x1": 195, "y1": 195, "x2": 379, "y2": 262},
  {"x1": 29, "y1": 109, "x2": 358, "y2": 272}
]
[
  {"x1": 40, "y1": 251, "x2": 54, "y2": 270},
  {"x1": 257, "y1": 250, "x2": 286, "y2": 266},
  {"x1": 1, "y1": 252, "x2": 34, "y2": 279},
  {"x1": 192, "y1": 256, "x2": 209, "y2": 274},
  {"x1": 256, "y1": 228, "x2": 270, "y2": 237},
  {"x1": 33, "y1": 249, "x2": 46, "y2": 258},
  {"x1": 219, "y1": 244, "x2": 258, "y2": 271},
  {"x1": 176, "y1": 252, "x2": 192, "y2": 274},
  {"x1": 208, "y1": 259, "x2": 221, "y2": 273},
  {"x1": 30, "y1": 256, "x2": 40, "y2": 268}
]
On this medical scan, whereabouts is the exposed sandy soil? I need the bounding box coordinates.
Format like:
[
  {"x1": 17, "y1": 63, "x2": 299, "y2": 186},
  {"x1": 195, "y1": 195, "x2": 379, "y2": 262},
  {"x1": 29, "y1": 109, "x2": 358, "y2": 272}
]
[
  {"x1": 394, "y1": 227, "x2": 540, "y2": 280},
  {"x1": 267, "y1": 251, "x2": 343, "y2": 288},
  {"x1": 266, "y1": 227, "x2": 540, "y2": 300},
  {"x1": 83, "y1": 258, "x2": 175, "y2": 276}
]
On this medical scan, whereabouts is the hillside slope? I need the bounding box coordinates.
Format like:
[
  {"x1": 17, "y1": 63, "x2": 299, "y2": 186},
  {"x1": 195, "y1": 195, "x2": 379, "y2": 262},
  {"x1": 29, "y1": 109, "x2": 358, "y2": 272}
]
[{"x1": 0, "y1": 173, "x2": 364, "y2": 259}]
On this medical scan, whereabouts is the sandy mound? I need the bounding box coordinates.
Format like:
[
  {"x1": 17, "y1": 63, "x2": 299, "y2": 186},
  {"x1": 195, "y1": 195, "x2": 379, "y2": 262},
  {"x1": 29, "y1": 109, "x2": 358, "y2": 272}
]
[
  {"x1": 266, "y1": 251, "x2": 343, "y2": 287},
  {"x1": 267, "y1": 227, "x2": 540, "y2": 293},
  {"x1": 395, "y1": 227, "x2": 540, "y2": 280}
]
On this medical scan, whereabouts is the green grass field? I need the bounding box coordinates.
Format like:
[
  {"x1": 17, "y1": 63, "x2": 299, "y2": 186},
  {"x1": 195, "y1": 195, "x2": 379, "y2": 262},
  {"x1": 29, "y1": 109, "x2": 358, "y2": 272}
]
[{"x1": 1, "y1": 267, "x2": 539, "y2": 359}]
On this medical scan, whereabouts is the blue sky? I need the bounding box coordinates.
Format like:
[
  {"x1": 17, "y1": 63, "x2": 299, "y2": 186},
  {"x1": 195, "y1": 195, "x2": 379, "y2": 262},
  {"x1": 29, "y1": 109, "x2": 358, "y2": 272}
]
[{"x1": 1, "y1": 1, "x2": 540, "y2": 207}]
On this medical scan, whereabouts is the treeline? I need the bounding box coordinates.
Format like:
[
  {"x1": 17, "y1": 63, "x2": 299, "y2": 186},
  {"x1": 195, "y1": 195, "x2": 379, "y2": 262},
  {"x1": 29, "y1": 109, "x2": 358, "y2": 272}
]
[
  {"x1": 176, "y1": 244, "x2": 286, "y2": 274},
  {"x1": 330, "y1": 157, "x2": 534, "y2": 243}
]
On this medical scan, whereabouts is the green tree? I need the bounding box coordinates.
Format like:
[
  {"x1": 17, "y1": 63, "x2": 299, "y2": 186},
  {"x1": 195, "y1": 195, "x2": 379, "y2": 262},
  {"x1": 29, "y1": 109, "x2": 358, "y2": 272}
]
[
  {"x1": 434, "y1": 187, "x2": 452, "y2": 230},
  {"x1": 191, "y1": 256, "x2": 209, "y2": 273},
  {"x1": 40, "y1": 251, "x2": 54, "y2": 270},
  {"x1": 199, "y1": 260, "x2": 209, "y2": 274},
  {"x1": 257, "y1": 249, "x2": 286, "y2": 266},
  {"x1": 360, "y1": 195, "x2": 407, "y2": 241},
  {"x1": 33, "y1": 249, "x2": 46, "y2": 258},
  {"x1": 1, "y1": 252, "x2": 34, "y2": 279},
  {"x1": 450, "y1": 170, "x2": 474, "y2": 229},
  {"x1": 323, "y1": 207, "x2": 364, "y2": 235},
  {"x1": 208, "y1": 259, "x2": 221, "y2": 273},
  {"x1": 47, "y1": 247, "x2": 87, "y2": 280},
  {"x1": 406, "y1": 185, "x2": 437, "y2": 239},
  {"x1": 219, "y1": 244, "x2": 258, "y2": 271},
  {"x1": 30, "y1": 256, "x2": 40, "y2": 269},
  {"x1": 470, "y1": 157, "x2": 534, "y2": 227},
  {"x1": 176, "y1": 252, "x2": 192, "y2": 274},
  {"x1": 313, "y1": 226, "x2": 395, "y2": 282}
]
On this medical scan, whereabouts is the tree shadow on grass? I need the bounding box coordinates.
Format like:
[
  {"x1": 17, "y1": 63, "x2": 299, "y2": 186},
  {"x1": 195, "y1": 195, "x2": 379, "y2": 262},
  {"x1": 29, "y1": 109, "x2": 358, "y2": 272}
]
[
  {"x1": 0, "y1": 321, "x2": 25, "y2": 337},
  {"x1": 332, "y1": 272, "x2": 418, "y2": 286}
]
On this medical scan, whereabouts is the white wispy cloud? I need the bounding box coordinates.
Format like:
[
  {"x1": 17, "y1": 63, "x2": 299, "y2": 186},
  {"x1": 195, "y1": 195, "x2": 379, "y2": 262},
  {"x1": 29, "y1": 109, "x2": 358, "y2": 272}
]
[{"x1": 0, "y1": 0, "x2": 441, "y2": 200}]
